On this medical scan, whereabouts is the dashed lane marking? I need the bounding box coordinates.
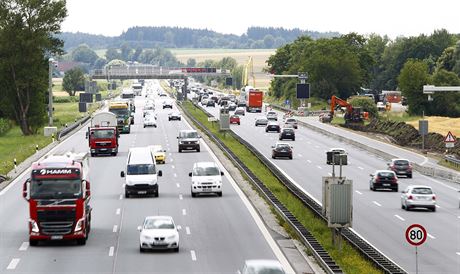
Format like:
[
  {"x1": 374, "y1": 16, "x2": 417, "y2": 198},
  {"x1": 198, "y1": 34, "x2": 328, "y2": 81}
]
[
  {"x1": 176, "y1": 183, "x2": 180, "y2": 188},
  {"x1": 182, "y1": 209, "x2": 187, "y2": 215},
  {"x1": 177, "y1": 225, "x2": 182, "y2": 230},
  {"x1": 109, "y1": 246, "x2": 114, "y2": 256},
  {"x1": 316, "y1": 165, "x2": 322, "y2": 169},
  {"x1": 428, "y1": 234, "x2": 436, "y2": 239},
  {"x1": 169, "y1": 153, "x2": 172, "y2": 156},
  {"x1": 173, "y1": 173, "x2": 177, "y2": 178},
  {"x1": 358, "y1": 166, "x2": 364, "y2": 170},
  {"x1": 297, "y1": 154, "x2": 303, "y2": 157},
  {"x1": 186, "y1": 227, "x2": 191, "y2": 235},
  {"x1": 119, "y1": 194, "x2": 123, "y2": 200},
  {"x1": 19, "y1": 242, "x2": 28, "y2": 251},
  {"x1": 306, "y1": 160, "x2": 311, "y2": 163},
  {"x1": 113, "y1": 225, "x2": 118, "y2": 233},
  {"x1": 328, "y1": 172, "x2": 332, "y2": 176},
  {"x1": 394, "y1": 215, "x2": 405, "y2": 221},
  {"x1": 355, "y1": 191, "x2": 362, "y2": 195},
  {"x1": 172, "y1": 165, "x2": 175, "y2": 169},
  {"x1": 373, "y1": 201, "x2": 382, "y2": 207},
  {"x1": 116, "y1": 208, "x2": 121, "y2": 215},
  {"x1": 6, "y1": 258, "x2": 20, "y2": 270},
  {"x1": 179, "y1": 194, "x2": 183, "y2": 200},
  {"x1": 190, "y1": 250, "x2": 197, "y2": 261}
]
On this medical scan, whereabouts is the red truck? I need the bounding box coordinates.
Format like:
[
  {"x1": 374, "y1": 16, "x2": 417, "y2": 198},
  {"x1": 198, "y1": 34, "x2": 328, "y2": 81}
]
[
  {"x1": 22, "y1": 152, "x2": 92, "y2": 246},
  {"x1": 246, "y1": 90, "x2": 263, "y2": 113},
  {"x1": 87, "y1": 112, "x2": 119, "y2": 156}
]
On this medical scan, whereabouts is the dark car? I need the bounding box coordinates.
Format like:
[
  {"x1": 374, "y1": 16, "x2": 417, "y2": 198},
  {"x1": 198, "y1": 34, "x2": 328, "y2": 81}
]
[
  {"x1": 265, "y1": 122, "x2": 281, "y2": 133},
  {"x1": 177, "y1": 130, "x2": 200, "y2": 152},
  {"x1": 272, "y1": 142, "x2": 293, "y2": 159},
  {"x1": 279, "y1": 128, "x2": 295, "y2": 140},
  {"x1": 388, "y1": 158, "x2": 412, "y2": 178},
  {"x1": 206, "y1": 100, "x2": 215, "y2": 107},
  {"x1": 230, "y1": 115, "x2": 240, "y2": 125},
  {"x1": 369, "y1": 170, "x2": 398, "y2": 192}
]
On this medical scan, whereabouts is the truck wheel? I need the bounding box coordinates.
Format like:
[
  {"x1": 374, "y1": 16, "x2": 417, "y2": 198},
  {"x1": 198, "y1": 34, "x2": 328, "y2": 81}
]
[{"x1": 29, "y1": 239, "x2": 38, "y2": 246}]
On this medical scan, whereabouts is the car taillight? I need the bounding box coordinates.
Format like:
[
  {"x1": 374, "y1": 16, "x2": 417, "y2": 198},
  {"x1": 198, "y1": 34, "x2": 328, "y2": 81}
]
[
  {"x1": 408, "y1": 165, "x2": 412, "y2": 171},
  {"x1": 432, "y1": 195, "x2": 436, "y2": 200},
  {"x1": 392, "y1": 178, "x2": 397, "y2": 184},
  {"x1": 408, "y1": 195, "x2": 413, "y2": 200}
]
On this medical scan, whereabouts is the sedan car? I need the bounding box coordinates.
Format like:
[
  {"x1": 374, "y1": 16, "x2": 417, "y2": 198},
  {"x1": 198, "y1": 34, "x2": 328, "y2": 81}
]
[
  {"x1": 143, "y1": 115, "x2": 157, "y2": 128},
  {"x1": 230, "y1": 115, "x2": 240, "y2": 125},
  {"x1": 228, "y1": 102, "x2": 237, "y2": 111},
  {"x1": 255, "y1": 116, "x2": 269, "y2": 127},
  {"x1": 388, "y1": 158, "x2": 412, "y2": 178},
  {"x1": 239, "y1": 260, "x2": 285, "y2": 274},
  {"x1": 168, "y1": 112, "x2": 181, "y2": 121},
  {"x1": 271, "y1": 142, "x2": 293, "y2": 159},
  {"x1": 234, "y1": 107, "x2": 245, "y2": 116},
  {"x1": 138, "y1": 216, "x2": 179, "y2": 252},
  {"x1": 401, "y1": 185, "x2": 436, "y2": 211},
  {"x1": 206, "y1": 99, "x2": 215, "y2": 107},
  {"x1": 162, "y1": 100, "x2": 173, "y2": 109},
  {"x1": 279, "y1": 128, "x2": 295, "y2": 140},
  {"x1": 369, "y1": 170, "x2": 398, "y2": 192},
  {"x1": 284, "y1": 118, "x2": 298, "y2": 129},
  {"x1": 265, "y1": 122, "x2": 281, "y2": 133},
  {"x1": 266, "y1": 111, "x2": 278, "y2": 121}
]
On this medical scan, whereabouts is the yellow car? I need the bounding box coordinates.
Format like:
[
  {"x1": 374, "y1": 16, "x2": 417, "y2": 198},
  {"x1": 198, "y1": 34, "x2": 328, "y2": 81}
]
[{"x1": 149, "y1": 145, "x2": 166, "y2": 164}]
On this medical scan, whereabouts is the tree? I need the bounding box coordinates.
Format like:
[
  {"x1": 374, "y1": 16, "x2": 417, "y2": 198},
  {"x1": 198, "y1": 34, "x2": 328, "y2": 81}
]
[
  {"x1": 105, "y1": 48, "x2": 121, "y2": 61},
  {"x1": 263, "y1": 34, "x2": 275, "y2": 48},
  {"x1": 398, "y1": 59, "x2": 430, "y2": 115},
  {"x1": 63, "y1": 67, "x2": 85, "y2": 96},
  {"x1": 120, "y1": 42, "x2": 132, "y2": 61},
  {"x1": 93, "y1": 58, "x2": 107, "y2": 69},
  {"x1": 429, "y1": 69, "x2": 460, "y2": 117},
  {"x1": 0, "y1": 0, "x2": 67, "y2": 135},
  {"x1": 71, "y1": 44, "x2": 98, "y2": 65},
  {"x1": 186, "y1": 58, "x2": 196, "y2": 67},
  {"x1": 131, "y1": 46, "x2": 143, "y2": 62}
]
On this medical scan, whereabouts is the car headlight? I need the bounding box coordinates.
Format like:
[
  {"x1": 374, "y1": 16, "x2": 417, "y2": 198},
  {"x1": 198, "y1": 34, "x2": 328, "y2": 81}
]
[
  {"x1": 141, "y1": 234, "x2": 152, "y2": 241},
  {"x1": 167, "y1": 234, "x2": 177, "y2": 240},
  {"x1": 74, "y1": 217, "x2": 85, "y2": 232},
  {"x1": 30, "y1": 219, "x2": 39, "y2": 233}
]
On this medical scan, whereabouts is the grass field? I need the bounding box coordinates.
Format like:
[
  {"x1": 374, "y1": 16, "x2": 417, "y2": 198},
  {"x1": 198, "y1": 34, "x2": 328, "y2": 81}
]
[{"x1": 406, "y1": 116, "x2": 460, "y2": 137}]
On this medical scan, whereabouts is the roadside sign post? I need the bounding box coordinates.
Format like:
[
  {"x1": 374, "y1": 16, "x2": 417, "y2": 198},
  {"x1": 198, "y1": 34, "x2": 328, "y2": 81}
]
[
  {"x1": 444, "y1": 131, "x2": 456, "y2": 149},
  {"x1": 418, "y1": 119, "x2": 428, "y2": 151},
  {"x1": 405, "y1": 224, "x2": 427, "y2": 274}
]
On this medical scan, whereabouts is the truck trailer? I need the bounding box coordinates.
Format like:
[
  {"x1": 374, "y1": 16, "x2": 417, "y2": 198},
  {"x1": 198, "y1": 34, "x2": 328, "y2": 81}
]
[{"x1": 245, "y1": 89, "x2": 263, "y2": 113}]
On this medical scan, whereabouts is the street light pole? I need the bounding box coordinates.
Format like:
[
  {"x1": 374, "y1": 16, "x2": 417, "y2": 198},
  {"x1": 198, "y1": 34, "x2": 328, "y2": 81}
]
[{"x1": 48, "y1": 58, "x2": 54, "y2": 126}]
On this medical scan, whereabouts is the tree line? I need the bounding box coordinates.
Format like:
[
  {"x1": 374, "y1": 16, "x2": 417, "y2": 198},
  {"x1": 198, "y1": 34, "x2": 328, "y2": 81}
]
[
  {"x1": 59, "y1": 26, "x2": 340, "y2": 51},
  {"x1": 267, "y1": 30, "x2": 460, "y2": 117}
]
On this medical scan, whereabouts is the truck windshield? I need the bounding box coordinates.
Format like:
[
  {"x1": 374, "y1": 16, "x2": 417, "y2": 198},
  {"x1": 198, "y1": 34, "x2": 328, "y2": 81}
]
[
  {"x1": 193, "y1": 166, "x2": 220, "y2": 176},
  {"x1": 180, "y1": 131, "x2": 198, "y2": 138},
  {"x1": 30, "y1": 179, "x2": 82, "y2": 199},
  {"x1": 91, "y1": 129, "x2": 115, "y2": 139},
  {"x1": 121, "y1": 93, "x2": 134, "y2": 99},
  {"x1": 127, "y1": 164, "x2": 156, "y2": 175},
  {"x1": 110, "y1": 108, "x2": 128, "y2": 117}
]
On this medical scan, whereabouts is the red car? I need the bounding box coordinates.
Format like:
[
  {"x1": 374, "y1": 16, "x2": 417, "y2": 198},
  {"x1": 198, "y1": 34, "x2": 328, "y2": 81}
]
[{"x1": 230, "y1": 115, "x2": 240, "y2": 125}]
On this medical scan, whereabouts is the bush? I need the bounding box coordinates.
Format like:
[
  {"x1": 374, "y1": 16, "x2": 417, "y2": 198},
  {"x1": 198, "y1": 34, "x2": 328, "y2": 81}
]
[
  {"x1": 53, "y1": 96, "x2": 79, "y2": 103},
  {"x1": 0, "y1": 118, "x2": 12, "y2": 135},
  {"x1": 349, "y1": 97, "x2": 379, "y2": 119}
]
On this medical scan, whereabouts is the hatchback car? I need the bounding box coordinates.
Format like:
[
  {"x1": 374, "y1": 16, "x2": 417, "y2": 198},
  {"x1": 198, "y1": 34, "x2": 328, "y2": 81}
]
[
  {"x1": 228, "y1": 102, "x2": 237, "y2": 111},
  {"x1": 230, "y1": 115, "x2": 240, "y2": 125},
  {"x1": 138, "y1": 216, "x2": 179, "y2": 252},
  {"x1": 149, "y1": 145, "x2": 166, "y2": 164},
  {"x1": 369, "y1": 170, "x2": 398, "y2": 192},
  {"x1": 284, "y1": 118, "x2": 298, "y2": 129},
  {"x1": 266, "y1": 111, "x2": 278, "y2": 121},
  {"x1": 401, "y1": 185, "x2": 436, "y2": 211},
  {"x1": 206, "y1": 99, "x2": 215, "y2": 107},
  {"x1": 143, "y1": 115, "x2": 157, "y2": 128},
  {"x1": 279, "y1": 128, "x2": 295, "y2": 140},
  {"x1": 239, "y1": 260, "x2": 285, "y2": 274},
  {"x1": 271, "y1": 142, "x2": 293, "y2": 159},
  {"x1": 189, "y1": 162, "x2": 224, "y2": 197},
  {"x1": 265, "y1": 122, "x2": 281, "y2": 133},
  {"x1": 162, "y1": 100, "x2": 173, "y2": 109},
  {"x1": 255, "y1": 116, "x2": 269, "y2": 126},
  {"x1": 234, "y1": 107, "x2": 245, "y2": 116},
  {"x1": 168, "y1": 112, "x2": 181, "y2": 121},
  {"x1": 388, "y1": 158, "x2": 412, "y2": 178}
]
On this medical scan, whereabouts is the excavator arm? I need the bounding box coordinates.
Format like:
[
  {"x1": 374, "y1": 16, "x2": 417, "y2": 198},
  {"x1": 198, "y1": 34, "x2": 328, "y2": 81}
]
[{"x1": 330, "y1": 95, "x2": 353, "y2": 115}]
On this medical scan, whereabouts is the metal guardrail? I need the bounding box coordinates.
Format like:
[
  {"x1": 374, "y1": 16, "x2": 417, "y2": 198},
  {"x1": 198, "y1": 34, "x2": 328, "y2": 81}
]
[
  {"x1": 445, "y1": 155, "x2": 460, "y2": 168},
  {"x1": 57, "y1": 116, "x2": 90, "y2": 140},
  {"x1": 182, "y1": 102, "x2": 407, "y2": 274},
  {"x1": 270, "y1": 103, "x2": 330, "y2": 117}
]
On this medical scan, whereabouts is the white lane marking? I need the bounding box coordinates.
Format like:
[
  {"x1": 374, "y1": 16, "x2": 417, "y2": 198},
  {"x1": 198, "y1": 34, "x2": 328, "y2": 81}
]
[
  {"x1": 181, "y1": 115, "x2": 295, "y2": 273},
  {"x1": 109, "y1": 246, "x2": 115, "y2": 256},
  {"x1": 176, "y1": 183, "x2": 180, "y2": 188},
  {"x1": 116, "y1": 208, "x2": 121, "y2": 215},
  {"x1": 315, "y1": 145, "x2": 320, "y2": 148},
  {"x1": 179, "y1": 194, "x2": 183, "y2": 200},
  {"x1": 355, "y1": 190, "x2": 362, "y2": 195},
  {"x1": 190, "y1": 250, "x2": 197, "y2": 261},
  {"x1": 316, "y1": 165, "x2": 322, "y2": 169},
  {"x1": 394, "y1": 215, "x2": 405, "y2": 221},
  {"x1": 182, "y1": 209, "x2": 186, "y2": 215},
  {"x1": 170, "y1": 158, "x2": 174, "y2": 162},
  {"x1": 177, "y1": 225, "x2": 182, "y2": 230},
  {"x1": 122, "y1": 183, "x2": 126, "y2": 188},
  {"x1": 435, "y1": 205, "x2": 441, "y2": 208},
  {"x1": 173, "y1": 173, "x2": 177, "y2": 178},
  {"x1": 19, "y1": 242, "x2": 28, "y2": 251},
  {"x1": 113, "y1": 225, "x2": 118, "y2": 233},
  {"x1": 358, "y1": 166, "x2": 364, "y2": 170},
  {"x1": 119, "y1": 194, "x2": 123, "y2": 200},
  {"x1": 328, "y1": 172, "x2": 332, "y2": 176},
  {"x1": 169, "y1": 153, "x2": 172, "y2": 156},
  {"x1": 373, "y1": 201, "x2": 382, "y2": 207},
  {"x1": 297, "y1": 154, "x2": 302, "y2": 157},
  {"x1": 6, "y1": 258, "x2": 20, "y2": 270},
  {"x1": 456, "y1": 252, "x2": 460, "y2": 256},
  {"x1": 306, "y1": 141, "x2": 311, "y2": 144},
  {"x1": 186, "y1": 226, "x2": 191, "y2": 235},
  {"x1": 458, "y1": 216, "x2": 460, "y2": 219},
  {"x1": 420, "y1": 174, "x2": 459, "y2": 191},
  {"x1": 172, "y1": 165, "x2": 175, "y2": 169},
  {"x1": 306, "y1": 160, "x2": 311, "y2": 163},
  {"x1": 428, "y1": 234, "x2": 436, "y2": 239}
]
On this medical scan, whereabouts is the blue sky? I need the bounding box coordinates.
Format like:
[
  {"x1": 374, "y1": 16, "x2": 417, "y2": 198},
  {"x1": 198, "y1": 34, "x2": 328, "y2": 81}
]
[{"x1": 62, "y1": 0, "x2": 460, "y2": 38}]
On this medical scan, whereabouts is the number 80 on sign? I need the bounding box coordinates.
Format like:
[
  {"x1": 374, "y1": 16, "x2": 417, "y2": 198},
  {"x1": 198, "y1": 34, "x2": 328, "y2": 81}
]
[{"x1": 405, "y1": 224, "x2": 427, "y2": 246}]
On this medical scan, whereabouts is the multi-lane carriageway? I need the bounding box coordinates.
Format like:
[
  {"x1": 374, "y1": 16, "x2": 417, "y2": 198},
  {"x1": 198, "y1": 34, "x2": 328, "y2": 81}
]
[
  {"x1": 201, "y1": 91, "x2": 460, "y2": 274},
  {"x1": 0, "y1": 84, "x2": 296, "y2": 273}
]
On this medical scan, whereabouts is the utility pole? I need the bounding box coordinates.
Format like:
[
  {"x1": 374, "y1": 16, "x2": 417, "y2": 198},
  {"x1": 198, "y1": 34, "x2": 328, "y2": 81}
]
[{"x1": 48, "y1": 58, "x2": 55, "y2": 126}]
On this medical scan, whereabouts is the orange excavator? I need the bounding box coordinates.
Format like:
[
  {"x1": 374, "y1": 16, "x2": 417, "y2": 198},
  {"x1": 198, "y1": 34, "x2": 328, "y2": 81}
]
[{"x1": 320, "y1": 95, "x2": 367, "y2": 124}]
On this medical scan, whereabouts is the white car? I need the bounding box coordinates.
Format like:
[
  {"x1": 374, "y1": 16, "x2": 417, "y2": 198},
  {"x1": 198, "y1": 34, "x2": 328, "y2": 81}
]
[
  {"x1": 138, "y1": 216, "x2": 179, "y2": 252},
  {"x1": 143, "y1": 105, "x2": 155, "y2": 117},
  {"x1": 189, "y1": 162, "x2": 223, "y2": 197},
  {"x1": 168, "y1": 112, "x2": 181, "y2": 121},
  {"x1": 143, "y1": 115, "x2": 157, "y2": 128},
  {"x1": 239, "y1": 260, "x2": 285, "y2": 274},
  {"x1": 401, "y1": 185, "x2": 436, "y2": 212}
]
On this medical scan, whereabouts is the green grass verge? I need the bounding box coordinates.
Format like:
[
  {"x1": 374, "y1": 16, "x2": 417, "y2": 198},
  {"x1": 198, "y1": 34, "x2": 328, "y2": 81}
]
[{"x1": 182, "y1": 101, "x2": 382, "y2": 274}]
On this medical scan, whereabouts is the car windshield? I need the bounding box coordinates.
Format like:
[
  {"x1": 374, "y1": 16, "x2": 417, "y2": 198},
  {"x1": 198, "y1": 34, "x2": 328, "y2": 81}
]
[
  {"x1": 193, "y1": 166, "x2": 220, "y2": 176},
  {"x1": 91, "y1": 129, "x2": 115, "y2": 139},
  {"x1": 411, "y1": 188, "x2": 433, "y2": 194},
  {"x1": 286, "y1": 119, "x2": 296, "y2": 123},
  {"x1": 110, "y1": 108, "x2": 128, "y2": 117},
  {"x1": 121, "y1": 93, "x2": 134, "y2": 99},
  {"x1": 243, "y1": 265, "x2": 284, "y2": 274},
  {"x1": 144, "y1": 218, "x2": 174, "y2": 229},
  {"x1": 30, "y1": 179, "x2": 82, "y2": 199},
  {"x1": 276, "y1": 144, "x2": 290, "y2": 149},
  {"x1": 127, "y1": 164, "x2": 156, "y2": 175},
  {"x1": 377, "y1": 172, "x2": 395, "y2": 178},
  {"x1": 394, "y1": 160, "x2": 409, "y2": 165},
  {"x1": 283, "y1": 129, "x2": 294, "y2": 133},
  {"x1": 180, "y1": 131, "x2": 198, "y2": 138}
]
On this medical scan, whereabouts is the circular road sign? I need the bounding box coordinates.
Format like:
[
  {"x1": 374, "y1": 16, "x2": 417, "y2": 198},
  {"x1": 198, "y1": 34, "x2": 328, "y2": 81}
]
[{"x1": 405, "y1": 224, "x2": 427, "y2": 246}]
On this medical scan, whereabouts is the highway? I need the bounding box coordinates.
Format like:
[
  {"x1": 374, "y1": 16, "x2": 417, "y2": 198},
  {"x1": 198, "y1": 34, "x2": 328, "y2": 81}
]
[
  {"x1": 201, "y1": 94, "x2": 460, "y2": 274},
  {"x1": 0, "y1": 82, "x2": 294, "y2": 273}
]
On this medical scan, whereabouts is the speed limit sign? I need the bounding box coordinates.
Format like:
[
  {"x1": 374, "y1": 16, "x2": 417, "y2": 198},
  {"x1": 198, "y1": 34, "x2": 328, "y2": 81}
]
[{"x1": 405, "y1": 224, "x2": 427, "y2": 246}]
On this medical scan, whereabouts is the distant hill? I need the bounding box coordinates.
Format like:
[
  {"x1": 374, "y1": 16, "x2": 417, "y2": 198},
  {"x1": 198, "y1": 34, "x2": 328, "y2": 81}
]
[{"x1": 59, "y1": 26, "x2": 340, "y2": 51}]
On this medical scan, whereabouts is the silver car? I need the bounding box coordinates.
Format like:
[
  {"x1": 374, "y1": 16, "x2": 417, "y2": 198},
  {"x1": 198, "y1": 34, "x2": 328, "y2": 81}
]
[
  {"x1": 255, "y1": 116, "x2": 269, "y2": 126},
  {"x1": 239, "y1": 260, "x2": 285, "y2": 274},
  {"x1": 401, "y1": 185, "x2": 436, "y2": 212}
]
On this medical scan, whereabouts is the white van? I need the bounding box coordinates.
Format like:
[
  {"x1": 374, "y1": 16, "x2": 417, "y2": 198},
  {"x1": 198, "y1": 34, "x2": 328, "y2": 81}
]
[
  {"x1": 120, "y1": 147, "x2": 162, "y2": 198},
  {"x1": 189, "y1": 162, "x2": 223, "y2": 197}
]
